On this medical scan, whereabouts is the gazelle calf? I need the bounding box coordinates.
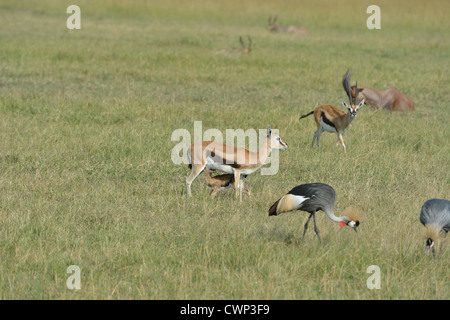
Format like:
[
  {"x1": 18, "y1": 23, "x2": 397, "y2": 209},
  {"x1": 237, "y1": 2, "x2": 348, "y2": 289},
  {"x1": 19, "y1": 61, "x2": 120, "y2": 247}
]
[
  {"x1": 204, "y1": 169, "x2": 250, "y2": 198},
  {"x1": 186, "y1": 126, "x2": 288, "y2": 201},
  {"x1": 351, "y1": 84, "x2": 414, "y2": 111},
  {"x1": 268, "y1": 16, "x2": 309, "y2": 35},
  {"x1": 299, "y1": 69, "x2": 365, "y2": 154}
]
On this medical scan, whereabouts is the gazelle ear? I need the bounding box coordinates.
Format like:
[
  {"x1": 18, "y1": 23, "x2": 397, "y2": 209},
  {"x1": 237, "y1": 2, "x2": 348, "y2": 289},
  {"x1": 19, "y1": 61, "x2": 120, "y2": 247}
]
[
  {"x1": 341, "y1": 99, "x2": 351, "y2": 111},
  {"x1": 356, "y1": 99, "x2": 365, "y2": 111},
  {"x1": 267, "y1": 125, "x2": 272, "y2": 138}
]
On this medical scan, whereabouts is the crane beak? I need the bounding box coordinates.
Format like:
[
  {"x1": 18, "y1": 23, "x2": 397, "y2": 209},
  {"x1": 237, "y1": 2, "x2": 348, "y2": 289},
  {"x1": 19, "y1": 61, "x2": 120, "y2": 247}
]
[{"x1": 425, "y1": 241, "x2": 434, "y2": 254}]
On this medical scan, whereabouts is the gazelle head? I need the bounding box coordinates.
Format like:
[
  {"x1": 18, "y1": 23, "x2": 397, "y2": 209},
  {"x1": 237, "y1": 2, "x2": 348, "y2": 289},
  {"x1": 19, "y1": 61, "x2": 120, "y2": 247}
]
[
  {"x1": 239, "y1": 36, "x2": 252, "y2": 54},
  {"x1": 342, "y1": 69, "x2": 365, "y2": 118},
  {"x1": 268, "y1": 16, "x2": 278, "y2": 31},
  {"x1": 350, "y1": 85, "x2": 365, "y2": 103},
  {"x1": 267, "y1": 125, "x2": 288, "y2": 150}
]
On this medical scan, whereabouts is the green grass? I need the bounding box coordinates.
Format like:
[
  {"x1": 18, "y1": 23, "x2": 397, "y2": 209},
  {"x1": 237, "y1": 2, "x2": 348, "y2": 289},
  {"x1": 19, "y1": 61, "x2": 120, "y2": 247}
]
[{"x1": 0, "y1": 0, "x2": 449, "y2": 299}]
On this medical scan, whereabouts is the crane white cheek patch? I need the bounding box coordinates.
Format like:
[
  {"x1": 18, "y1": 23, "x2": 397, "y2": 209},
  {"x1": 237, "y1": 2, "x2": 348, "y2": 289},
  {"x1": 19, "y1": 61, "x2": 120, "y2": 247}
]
[{"x1": 348, "y1": 221, "x2": 356, "y2": 228}]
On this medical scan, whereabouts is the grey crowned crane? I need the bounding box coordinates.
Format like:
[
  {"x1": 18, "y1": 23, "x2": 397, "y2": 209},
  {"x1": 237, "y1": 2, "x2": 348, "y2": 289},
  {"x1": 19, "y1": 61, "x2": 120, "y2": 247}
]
[
  {"x1": 269, "y1": 183, "x2": 360, "y2": 243},
  {"x1": 420, "y1": 198, "x2": 450, "y2": 258}
]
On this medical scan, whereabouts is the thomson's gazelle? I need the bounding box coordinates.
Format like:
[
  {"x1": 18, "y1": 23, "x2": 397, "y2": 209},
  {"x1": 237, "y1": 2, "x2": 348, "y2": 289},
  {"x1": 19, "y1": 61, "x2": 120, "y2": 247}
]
[
  {"x1": 299, "y1": 69, "x2": 365, "y2": 154},
  {"x1": 186, "y1": 126, "x2": 288, "y2": 201}
]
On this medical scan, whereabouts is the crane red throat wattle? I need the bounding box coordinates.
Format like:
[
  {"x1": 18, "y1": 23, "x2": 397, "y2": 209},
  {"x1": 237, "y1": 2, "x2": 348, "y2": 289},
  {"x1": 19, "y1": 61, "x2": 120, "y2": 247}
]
[{"x1": 339, "y1": 221, "x2": 346, "y2": 227}]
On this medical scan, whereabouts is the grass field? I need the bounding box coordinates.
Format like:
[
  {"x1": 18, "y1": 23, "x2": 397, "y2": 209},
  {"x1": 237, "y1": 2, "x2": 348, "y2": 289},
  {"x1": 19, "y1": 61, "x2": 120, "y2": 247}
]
[{"x1": 0, "y1": 0, "x2": 449, "y2": 300}]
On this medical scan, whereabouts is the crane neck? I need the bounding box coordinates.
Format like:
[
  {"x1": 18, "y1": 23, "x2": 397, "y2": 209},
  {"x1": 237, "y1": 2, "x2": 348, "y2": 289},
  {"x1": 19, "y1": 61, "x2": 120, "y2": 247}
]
[{"x1": 324, "y1": 209, "x2": 349, "y2": 224}]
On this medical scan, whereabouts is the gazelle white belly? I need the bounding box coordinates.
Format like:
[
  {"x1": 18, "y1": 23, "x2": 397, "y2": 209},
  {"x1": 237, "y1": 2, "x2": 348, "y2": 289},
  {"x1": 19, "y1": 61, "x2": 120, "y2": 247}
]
[
  {"x1": 320, "y1": 118, "x2": 337, "y2": 133},
  {"x1": 241, "y1": 168, "x2": 256, "y2": 175},
  {"x1": 205, "y1": 160, "x2": 234, "y2": 174},
  {"x1": 205, "y1": 159, "x2": 256, "y2": 176}
]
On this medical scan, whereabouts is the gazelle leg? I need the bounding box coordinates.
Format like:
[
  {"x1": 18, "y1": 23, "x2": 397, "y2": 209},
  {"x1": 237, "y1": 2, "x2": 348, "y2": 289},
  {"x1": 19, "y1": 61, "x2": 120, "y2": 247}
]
[
  {"x1": 239, "y1": 183, "x2": 242, "y2": 201},
  {"x1": 317, "y1": 129, "x2": 323, "y2": 150},
  {"x1": 338, "y1": 134, "x2": 346, "y2": 154},
  {"x1": 335, "y1": 136, "x2": 341, "y2": 148},
  {"x1": 234, "y1": 169, "x2": 242, "y2": 201},
  {"x1": 185, "y1": 164, "x2": 206, "y2": 198},
  {"x1": 311, "y1": 131, "x2": 318, "y2": 148},
  {"x1": 240, "y1": 175, "x2": 249, "y2": 197},
  {"x1": 210, "y1": 187, "x2": 219, "y2": 198}
]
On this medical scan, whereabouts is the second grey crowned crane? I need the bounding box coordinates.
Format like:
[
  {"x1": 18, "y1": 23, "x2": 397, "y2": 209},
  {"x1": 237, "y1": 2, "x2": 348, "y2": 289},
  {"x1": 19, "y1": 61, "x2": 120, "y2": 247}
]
[
  {"x1": 269, "y1": 183, "x2": 360, "y2": 243},
  {"x1": 420, "y1": 198, "x2": 450, "y2": 258}
]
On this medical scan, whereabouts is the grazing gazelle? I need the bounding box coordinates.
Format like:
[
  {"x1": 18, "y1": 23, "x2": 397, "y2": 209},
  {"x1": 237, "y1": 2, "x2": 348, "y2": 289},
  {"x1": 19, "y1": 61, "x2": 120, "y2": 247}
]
[
  {"x1": 186, "y1": 125, "x2": 288, "y2": 201},
  {"x1": 204, "y1": 169, "x2": 250, "y2": 198},
  {"x1": 215, "y1": 36, "x2": 252, "y2": 56},
  {"x1": 268, "y1": 16, "x2": 309, "y2": 35},
  {"x1": 350, "y1": 83, "x2": 414, "y2": 111},
  {"x1": 299, "y1": 69, "x2": 365, "y2": 154}
]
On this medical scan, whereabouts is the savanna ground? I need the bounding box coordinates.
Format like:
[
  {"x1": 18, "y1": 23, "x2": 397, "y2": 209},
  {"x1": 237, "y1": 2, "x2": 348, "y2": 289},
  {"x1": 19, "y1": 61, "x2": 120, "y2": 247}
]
[{"x1": 0, "y1": 0, "x2": 449, "y2": 300}]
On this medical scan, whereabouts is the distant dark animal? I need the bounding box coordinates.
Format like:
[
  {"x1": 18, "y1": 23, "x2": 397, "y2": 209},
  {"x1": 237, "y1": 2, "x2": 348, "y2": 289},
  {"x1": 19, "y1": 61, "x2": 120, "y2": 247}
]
[
  {"x1": 216, "y1": 36, "x2": 252, "y2": 56},
  {"x1": 269, "y1": 183, "x2": 361, "y2": 244},
  {"x1": 239, "y1": 36, "x2": 252, "y2": 55},
  {"x1": 268, "y1": 16, "x2": 309, "y2": 35},
  {"x1": 420, "y1": 198, "x2": 450, "y2": 258}
]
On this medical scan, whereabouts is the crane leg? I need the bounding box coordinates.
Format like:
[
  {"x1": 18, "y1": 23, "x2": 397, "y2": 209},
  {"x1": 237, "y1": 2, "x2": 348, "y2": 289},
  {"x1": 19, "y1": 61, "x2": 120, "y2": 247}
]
[
  {"x1": 312, "y1": 212, "x2": 321, "y2": 244},
  {"x1": 301, "y1": 213, "x2": 313, "y2": 242},
  {"x1": 438, "y1": 234, "x2": 446, "y2": 259}
]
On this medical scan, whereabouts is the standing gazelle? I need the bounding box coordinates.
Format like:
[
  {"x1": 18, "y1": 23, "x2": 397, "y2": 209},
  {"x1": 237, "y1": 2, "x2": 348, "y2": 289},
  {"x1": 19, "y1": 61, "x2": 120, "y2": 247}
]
[
  {"x1": 186, "y1": 126, "x2": 288, "y2": 201},
  {"x1": 299, "y1": 69, "x2": 365, "y2": 154}
]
